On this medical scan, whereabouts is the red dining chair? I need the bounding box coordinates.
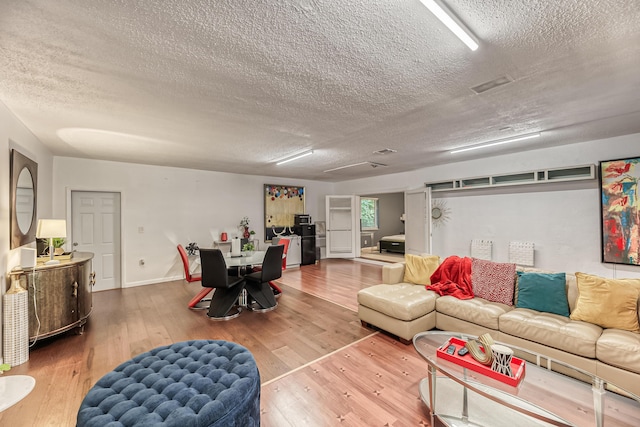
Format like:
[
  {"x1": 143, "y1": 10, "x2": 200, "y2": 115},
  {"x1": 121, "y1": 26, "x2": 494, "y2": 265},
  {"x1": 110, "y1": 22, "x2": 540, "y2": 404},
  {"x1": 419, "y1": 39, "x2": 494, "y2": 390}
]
[
  {"x1": 279, "y1": 238, "x2": 290, "y2": 271},
  {"x1": 178, "y1": 244, "x2": 211, "y2": 309}
]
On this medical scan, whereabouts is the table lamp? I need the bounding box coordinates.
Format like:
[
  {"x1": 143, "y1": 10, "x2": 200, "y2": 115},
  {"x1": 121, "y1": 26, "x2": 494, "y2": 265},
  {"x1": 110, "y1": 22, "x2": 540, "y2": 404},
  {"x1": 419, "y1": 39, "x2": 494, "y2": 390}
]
[{"x1": 36, "y1": 219, "x2": 67, "y2": 265}]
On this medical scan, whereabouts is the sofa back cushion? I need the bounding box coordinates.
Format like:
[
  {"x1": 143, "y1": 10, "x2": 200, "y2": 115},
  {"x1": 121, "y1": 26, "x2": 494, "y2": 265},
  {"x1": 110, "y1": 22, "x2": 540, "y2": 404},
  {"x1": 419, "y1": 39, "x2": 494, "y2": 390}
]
[
  {"x1": 516, "y1": 272, "x2": 570, "y2": 317},
  {"x1": 471, "y1": 258, "x2": 516, "y2": 305},
  {"x1": 570, "y1": 273, "x2": 640, "y2": 333},
  {"x1": 403, "y1": 254, "x2": 440, "y2": 285}
]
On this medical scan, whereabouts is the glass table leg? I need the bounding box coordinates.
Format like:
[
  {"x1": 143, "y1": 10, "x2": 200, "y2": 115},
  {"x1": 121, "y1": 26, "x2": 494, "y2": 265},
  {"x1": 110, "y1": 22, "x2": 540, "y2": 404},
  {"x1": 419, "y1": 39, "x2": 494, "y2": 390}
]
[
  {"x1": 592, "y1": 378, "x2": 605, "y2": 427},
  {"x1": 429, "y1": 365, "x2": 437, "y2": 426},
  {"x1": 462, "y1": 368, "x2": 469, "y2": 423}
]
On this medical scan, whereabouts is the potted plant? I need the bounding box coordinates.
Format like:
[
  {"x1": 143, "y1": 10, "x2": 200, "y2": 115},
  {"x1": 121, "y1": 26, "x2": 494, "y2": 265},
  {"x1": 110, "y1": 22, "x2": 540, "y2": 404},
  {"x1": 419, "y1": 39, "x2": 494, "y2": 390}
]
[
  {"x1": 52, "y1": 237, "x2": 66, "y2": 255},
  {"x1": 242, "y1": 242, "x2": 255, "y2": 255}
]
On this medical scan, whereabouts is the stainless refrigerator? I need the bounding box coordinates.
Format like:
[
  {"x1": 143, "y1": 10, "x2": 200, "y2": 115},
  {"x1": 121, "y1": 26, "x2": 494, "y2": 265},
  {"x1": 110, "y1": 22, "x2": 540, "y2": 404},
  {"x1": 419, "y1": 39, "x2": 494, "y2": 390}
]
[{"x1": 293, "y1": 224, "x2": 316, "y2": 265}]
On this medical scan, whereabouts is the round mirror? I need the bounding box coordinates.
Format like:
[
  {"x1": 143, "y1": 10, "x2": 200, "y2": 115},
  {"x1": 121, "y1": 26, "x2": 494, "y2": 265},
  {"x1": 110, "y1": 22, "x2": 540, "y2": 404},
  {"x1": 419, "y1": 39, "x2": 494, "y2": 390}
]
[
  {"x1": 11, "y1": 149, "x2": 38, "y2": 249},
  {"x1": 431, "y1": 207, "x2": 442, "y2": 220},
  {"x1": 16, "y1": 167, "x2": 35, "y2": 233}
]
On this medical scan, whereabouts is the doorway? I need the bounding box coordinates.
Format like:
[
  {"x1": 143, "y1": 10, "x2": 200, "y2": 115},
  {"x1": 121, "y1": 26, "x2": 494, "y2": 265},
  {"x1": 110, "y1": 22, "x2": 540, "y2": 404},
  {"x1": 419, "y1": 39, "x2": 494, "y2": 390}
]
[
  {"x1": 359, "y1": 191, "x2": 405, "y2": 253},
  {"x1": 71, "y1": 191, "x2": 122, "y2": 291}
]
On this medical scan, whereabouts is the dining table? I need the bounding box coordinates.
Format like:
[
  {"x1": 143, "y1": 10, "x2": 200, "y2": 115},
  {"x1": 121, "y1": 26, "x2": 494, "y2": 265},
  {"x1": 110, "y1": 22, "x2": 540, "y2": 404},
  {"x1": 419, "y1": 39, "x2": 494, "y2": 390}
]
[
  {"x1": 223, "y1": 250, "x2": 266, "y2": 272},
  {"x1": 190, "y1": 250, "x2": 266, "y2": 275}
]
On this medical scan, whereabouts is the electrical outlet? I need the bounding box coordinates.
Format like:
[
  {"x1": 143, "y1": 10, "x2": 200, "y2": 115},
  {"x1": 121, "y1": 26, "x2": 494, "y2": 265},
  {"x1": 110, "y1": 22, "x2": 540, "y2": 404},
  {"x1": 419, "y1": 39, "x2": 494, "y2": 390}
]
[{"x1": 139, "y1": 259, "x2": 145, "y2": 266}]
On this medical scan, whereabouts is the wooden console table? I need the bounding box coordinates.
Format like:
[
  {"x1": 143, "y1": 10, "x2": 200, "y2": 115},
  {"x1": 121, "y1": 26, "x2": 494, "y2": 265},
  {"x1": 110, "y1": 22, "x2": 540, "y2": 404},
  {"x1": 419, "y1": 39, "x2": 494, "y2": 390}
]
[{"x1": 18, "y1": 252, "x2": 95, "y2": 342}]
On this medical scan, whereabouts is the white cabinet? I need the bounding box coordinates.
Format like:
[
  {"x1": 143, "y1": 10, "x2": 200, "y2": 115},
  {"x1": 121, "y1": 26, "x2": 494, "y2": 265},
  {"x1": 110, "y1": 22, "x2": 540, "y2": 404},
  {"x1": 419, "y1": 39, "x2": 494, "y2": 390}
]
[{"x1": 286, "y1": 235, "x2": 301, "y2": 268}]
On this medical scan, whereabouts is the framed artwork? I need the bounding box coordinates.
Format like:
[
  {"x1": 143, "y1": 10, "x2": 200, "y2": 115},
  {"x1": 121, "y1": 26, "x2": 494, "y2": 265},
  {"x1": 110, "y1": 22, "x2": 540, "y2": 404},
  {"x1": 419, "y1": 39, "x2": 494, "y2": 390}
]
[
  {"x1": 264, "y1": 184, "x2": 305, "y2": 241},
  {"x1": 599, "y1": 156, "x2": 640, "y2": 265}
]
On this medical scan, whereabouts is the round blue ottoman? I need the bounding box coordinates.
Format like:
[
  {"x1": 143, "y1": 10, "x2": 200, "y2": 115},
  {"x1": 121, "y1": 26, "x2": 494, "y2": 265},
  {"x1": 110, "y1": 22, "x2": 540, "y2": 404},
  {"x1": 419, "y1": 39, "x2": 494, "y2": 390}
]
[{"x1": 77, "y1": 340, "x2": 260, "y2": 427}]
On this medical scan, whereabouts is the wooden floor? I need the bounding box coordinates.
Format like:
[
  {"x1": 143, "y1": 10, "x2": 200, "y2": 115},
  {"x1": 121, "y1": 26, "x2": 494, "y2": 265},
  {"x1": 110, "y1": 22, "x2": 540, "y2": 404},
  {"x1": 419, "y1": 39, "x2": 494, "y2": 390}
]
[{"x1": 0, "y1": 259, "x2": 433, "y2": 426}]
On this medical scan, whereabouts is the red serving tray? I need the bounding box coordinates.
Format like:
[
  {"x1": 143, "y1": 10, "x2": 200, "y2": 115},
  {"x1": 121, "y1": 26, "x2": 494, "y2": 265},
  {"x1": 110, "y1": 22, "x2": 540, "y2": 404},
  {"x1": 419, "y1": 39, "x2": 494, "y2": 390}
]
[{"x1": 436, "y1": 337, "x2": 526, "y2": 387}]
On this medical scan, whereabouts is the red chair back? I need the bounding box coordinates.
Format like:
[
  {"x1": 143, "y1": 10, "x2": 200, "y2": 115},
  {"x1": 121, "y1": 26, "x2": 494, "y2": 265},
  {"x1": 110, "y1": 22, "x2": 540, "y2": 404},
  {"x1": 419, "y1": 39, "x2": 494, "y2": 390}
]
[
  {"x1": 177, "y1": 244, "x2": 201, "y2": 283},
  {"x1": 279, "y1": 238, "x2": 290, "y2": 270}
]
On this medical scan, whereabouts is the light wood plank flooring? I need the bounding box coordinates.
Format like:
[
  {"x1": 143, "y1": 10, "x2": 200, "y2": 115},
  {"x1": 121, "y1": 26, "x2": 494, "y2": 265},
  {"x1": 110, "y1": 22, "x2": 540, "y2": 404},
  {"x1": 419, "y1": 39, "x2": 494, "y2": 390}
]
[{"x1": 0, "y1": 259, "x2": 432, "y2": 426}]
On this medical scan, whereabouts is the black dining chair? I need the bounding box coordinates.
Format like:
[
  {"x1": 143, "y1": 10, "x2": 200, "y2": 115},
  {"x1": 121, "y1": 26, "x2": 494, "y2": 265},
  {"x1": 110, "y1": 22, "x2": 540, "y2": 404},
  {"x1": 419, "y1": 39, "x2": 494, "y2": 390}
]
[
  {"x1": 200, "y1": 248, "x2": 245, "y2": 320},
  {"x1": 243, "y1": 244, "x2": 284, "y2": 312}
]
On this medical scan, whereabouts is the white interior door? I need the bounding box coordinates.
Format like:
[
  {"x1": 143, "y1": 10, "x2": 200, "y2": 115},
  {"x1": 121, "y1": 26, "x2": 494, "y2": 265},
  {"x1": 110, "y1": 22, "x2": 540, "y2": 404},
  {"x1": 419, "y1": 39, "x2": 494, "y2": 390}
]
[
  {"x1": 71, "y1": 191, "x2": 121, "y2": 291},
  {"x1": 326, "y1": 195, "x2": 359, "y2": 258},
  {"x1": 405, "y1": 188, "x2": 432, "y2": 255}
]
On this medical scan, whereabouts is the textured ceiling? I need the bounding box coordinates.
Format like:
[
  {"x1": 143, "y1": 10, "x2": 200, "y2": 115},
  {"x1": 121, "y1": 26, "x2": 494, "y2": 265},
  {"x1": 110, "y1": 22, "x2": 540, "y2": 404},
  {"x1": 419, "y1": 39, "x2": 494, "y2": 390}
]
[{"x1": 1, "y1": 1, "x2": 639, "y2": 181}]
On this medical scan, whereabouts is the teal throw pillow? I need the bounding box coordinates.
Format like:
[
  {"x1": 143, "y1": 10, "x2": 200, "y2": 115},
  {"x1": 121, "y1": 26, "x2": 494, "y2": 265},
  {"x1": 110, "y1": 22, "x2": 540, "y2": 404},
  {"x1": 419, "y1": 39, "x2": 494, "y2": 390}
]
[{"x1": 516, "y1": 272, "x2": 570, "y2": 317}]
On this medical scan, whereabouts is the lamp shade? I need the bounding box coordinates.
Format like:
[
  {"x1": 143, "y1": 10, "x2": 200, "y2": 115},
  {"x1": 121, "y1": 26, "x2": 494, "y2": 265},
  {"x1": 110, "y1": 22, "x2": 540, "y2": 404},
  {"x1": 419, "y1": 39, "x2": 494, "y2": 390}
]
[{"x1": 36, "y1": 219, "x2": 67, "y2": 239}]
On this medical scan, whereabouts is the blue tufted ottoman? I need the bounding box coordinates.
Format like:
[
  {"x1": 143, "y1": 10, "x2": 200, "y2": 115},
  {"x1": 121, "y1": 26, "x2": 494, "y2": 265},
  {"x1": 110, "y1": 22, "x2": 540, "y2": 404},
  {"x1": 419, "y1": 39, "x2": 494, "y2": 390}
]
[{"x1": 77, "y1": 340, "x2": 260, "y2": 427}]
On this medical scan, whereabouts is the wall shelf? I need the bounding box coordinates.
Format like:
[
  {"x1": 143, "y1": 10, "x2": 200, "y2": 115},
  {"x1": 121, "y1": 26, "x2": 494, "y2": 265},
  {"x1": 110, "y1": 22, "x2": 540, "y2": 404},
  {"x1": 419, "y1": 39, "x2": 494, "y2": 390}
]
[{"x1": 426, "y1": 164, "x2": 596, "y2": 192}]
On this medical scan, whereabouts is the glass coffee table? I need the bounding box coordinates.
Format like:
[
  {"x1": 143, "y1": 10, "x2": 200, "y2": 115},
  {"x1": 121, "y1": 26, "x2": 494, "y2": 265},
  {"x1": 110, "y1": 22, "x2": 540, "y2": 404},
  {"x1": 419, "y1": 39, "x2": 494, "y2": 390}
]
[{"x1": 413, "y1": 331, "x2": 640, "y2": 426}]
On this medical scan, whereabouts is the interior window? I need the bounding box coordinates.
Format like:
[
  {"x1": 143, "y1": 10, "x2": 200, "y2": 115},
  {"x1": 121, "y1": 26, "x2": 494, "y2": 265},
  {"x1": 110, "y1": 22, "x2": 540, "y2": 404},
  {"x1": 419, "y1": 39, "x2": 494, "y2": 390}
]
[{"x1": 361, "y1": 198, "x2": 379, "y2": 230}]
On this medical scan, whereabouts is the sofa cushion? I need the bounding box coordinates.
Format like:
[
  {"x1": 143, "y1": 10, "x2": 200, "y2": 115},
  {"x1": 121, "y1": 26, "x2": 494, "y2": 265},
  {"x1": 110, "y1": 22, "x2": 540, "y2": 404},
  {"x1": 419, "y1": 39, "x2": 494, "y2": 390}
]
[
  {"x1": 357, "y1": 284, "x2": 438, "y2": 321},
  {"x1": 472, "y1": 258, "x2": 516, "y2": 306},
  {"x1": 500, "y1": 308, "x2": 602, "y2": 358},
  {"x1": 570, "y1": 273, "x2": 640, "y2": 333},
  {"x1": 516, "y1": 272, "x2": 570, "y2": 317},
  {"x1": 382, "y1": 262, "x2": 406, "y2": 284},
  {"x1": 436, "y1": 295, "x2": 512, "y2": 330},
  {"x1": 597, "y1": 329, "x2": 640, "y2": 374},
  {"x1": 403, "y1": 254, "x2": 440, "y2": 285}
]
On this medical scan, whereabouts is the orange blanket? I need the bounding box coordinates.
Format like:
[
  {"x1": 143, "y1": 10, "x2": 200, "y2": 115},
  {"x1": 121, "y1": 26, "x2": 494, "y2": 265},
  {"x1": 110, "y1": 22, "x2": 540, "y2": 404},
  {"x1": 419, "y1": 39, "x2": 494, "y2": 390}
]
[{"x1": 426, "y1": 256, "x2": 474, "y2": 299}]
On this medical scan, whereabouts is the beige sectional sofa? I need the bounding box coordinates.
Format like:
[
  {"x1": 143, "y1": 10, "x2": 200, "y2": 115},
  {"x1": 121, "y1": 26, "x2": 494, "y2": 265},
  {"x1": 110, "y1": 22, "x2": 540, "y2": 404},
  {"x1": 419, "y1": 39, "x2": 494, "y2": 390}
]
[{"x1": 357, "y1": 260, "x2": 640, "y2": 396}]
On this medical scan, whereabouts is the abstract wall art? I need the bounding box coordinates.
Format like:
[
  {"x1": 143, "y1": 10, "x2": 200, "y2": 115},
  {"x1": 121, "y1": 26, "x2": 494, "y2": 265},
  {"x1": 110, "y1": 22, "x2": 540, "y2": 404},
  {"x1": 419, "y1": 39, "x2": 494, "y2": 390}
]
[{"x1": 600, "y1": 156, "x2": 640, "y2": 266}]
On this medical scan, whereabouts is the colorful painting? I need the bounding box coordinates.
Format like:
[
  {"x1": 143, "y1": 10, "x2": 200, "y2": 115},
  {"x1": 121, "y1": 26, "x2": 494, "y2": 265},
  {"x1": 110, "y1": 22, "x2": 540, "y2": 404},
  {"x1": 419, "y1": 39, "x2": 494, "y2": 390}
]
[
  {"x1": 600, "y1": 157, "x2": 640, "y2": 265},
  {"x1": 264, "y1": 184, "x2": 305, "y2": 241}
]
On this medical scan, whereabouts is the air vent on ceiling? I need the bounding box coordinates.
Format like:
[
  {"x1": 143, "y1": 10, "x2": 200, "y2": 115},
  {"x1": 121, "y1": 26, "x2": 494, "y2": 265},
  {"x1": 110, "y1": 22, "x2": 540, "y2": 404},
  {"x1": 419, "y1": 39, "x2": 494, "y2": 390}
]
[
  {"x1": 471, "y1": 76, "x2": 513, "y2": 94},
  {"x1": 373, "y1": 148, "x2": 397, "y2": 155}
]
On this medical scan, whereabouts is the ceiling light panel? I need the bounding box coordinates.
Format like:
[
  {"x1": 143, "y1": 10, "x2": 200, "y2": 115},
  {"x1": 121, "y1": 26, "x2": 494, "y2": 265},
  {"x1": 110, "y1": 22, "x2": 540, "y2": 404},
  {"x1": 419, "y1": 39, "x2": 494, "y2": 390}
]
[
  {"x1": 451, "y1": 132, "x2": 541, "y2": 154},
  {"x1": 323, "y1": 162, "x2": 369, "y2": 173},
  {"x1": 275, "y1": 150, "x2": 314, "y2": 165},
  {"x1": 419, "y1": 0, "x2": 479, "y2": 51}
]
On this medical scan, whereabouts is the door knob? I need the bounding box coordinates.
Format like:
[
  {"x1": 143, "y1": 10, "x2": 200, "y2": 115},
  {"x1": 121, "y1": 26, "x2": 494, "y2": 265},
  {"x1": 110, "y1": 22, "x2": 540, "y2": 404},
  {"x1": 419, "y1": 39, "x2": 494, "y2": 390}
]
[{"x1": 73, "y1": 242, "x2": 79, "y2": 246}]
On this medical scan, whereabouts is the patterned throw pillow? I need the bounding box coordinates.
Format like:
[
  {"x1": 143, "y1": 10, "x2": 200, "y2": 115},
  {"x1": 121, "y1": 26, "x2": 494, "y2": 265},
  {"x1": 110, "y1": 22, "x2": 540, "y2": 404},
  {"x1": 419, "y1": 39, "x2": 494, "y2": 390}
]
[{"x1": 472, "y1": 258, "x2": 517, "y2": 305}]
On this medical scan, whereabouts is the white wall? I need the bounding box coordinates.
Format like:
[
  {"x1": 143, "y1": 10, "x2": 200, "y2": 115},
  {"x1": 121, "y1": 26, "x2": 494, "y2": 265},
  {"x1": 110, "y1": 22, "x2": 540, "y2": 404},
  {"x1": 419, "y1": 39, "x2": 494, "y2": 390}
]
[
  {"x1": 338, "y1": 133, "x2": 640, "y2": 279},
  {"x1": 1, "y1": 101, "x2": 53, "y2": 363},
  {"x1": 53, "y1": 157, "x2": 334, "y2": 287}
]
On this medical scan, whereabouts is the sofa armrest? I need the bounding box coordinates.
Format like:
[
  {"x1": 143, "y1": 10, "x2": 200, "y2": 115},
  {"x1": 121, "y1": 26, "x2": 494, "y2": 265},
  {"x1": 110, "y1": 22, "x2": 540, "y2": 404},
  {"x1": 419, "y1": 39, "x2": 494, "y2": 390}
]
[{"x1": 382, "y1": 262, "x2": 406, "y2": 284}]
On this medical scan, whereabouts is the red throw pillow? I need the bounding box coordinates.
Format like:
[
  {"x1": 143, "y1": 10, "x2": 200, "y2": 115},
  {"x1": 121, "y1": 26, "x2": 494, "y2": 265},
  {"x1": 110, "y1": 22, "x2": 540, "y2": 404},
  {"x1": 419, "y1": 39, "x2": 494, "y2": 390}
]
[{"x1": 471, "y1": 258, "x2": 516, "y2": 305}]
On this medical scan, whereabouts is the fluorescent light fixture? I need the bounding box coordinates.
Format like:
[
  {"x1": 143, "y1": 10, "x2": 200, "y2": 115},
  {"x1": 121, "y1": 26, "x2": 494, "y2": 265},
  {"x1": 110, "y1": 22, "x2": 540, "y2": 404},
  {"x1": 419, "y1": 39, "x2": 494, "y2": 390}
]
[
  {"x1": 419, "y1": 0, "x2": 479, "y2": 51},
  {"x1": 276, "y1": 150, "x2": 313, "y2": 165},
  {"x1": 323, "y1": 162, "x2": 369, "y2": 173},
  {"x1": 450, "y1": 132, "x2": 541, "y2": 154}
]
